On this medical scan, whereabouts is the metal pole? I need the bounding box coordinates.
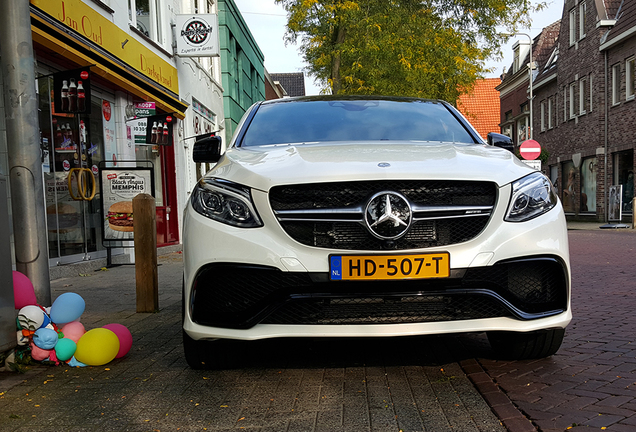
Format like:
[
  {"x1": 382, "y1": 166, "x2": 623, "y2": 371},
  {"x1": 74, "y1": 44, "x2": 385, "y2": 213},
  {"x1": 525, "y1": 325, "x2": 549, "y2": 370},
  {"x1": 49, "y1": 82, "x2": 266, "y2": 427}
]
[
  {"x1": 0, "y1": 0, "x2": 51, "y2": 305},
  {"x1": 527, "y1": 34, "x2": 533, "y2": 140}
]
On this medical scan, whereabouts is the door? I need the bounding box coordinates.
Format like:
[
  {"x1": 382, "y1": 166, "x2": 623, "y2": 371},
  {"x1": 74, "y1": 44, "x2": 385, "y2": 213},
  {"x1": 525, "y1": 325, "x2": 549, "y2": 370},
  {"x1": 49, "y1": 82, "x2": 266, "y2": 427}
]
[{"x1": 39, "y1": 76, "x2": 107, "y2": 264}]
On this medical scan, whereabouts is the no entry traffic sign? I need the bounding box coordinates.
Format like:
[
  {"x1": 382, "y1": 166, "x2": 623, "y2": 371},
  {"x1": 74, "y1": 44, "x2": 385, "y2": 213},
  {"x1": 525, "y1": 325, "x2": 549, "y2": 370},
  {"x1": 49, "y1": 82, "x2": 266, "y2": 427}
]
[{"x1": 520, "y1": 140, "x2": 541, "y2": 160}]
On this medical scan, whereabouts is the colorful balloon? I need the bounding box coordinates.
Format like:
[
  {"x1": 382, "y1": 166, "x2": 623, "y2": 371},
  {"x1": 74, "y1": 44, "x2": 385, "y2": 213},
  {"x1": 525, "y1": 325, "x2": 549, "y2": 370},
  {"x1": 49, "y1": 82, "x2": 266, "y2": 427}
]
[
  {"x1": 13, "y1": 271, "x2": 37, "y2": 309},
  {"x1": 50, "y1": 293, "x2": 85, "y2": 325},
  {"x1": 30, "y1": 342, "x2": 51, "y2": 361},
  {"x1": 17, "y1": 305, "x2": 45, "y2": 331},
  {"x1": 54, "y1": 338, "x2": 77, "y2": 362},
  {"x1": 33, "y1": 328, "x2": 58, "y2": 350},
  {"x1": 102, "y1": 323, "x2": 133, "y2": 358},
  {"x1": 74, "y1": 328, "x2": 119, "y2": 366},
  {"x1": 61, "y1": 321, "x2": 86, "y2": 343}
]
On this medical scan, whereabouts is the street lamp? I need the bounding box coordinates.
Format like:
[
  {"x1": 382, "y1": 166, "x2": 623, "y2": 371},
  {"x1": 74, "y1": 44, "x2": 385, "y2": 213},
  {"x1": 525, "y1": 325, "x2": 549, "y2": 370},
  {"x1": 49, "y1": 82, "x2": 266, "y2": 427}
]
[{"x1": 501, "y1": 32, "x2": 534, "y2": 140}]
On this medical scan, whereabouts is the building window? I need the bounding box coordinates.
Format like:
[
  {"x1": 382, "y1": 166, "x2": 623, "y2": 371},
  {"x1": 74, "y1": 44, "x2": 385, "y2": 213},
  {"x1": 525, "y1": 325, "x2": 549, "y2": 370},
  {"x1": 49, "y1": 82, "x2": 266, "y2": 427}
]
[
  {"x1": 589, "y1": 74, "x2": 593, "y2": 112},
  {"x1": 563, "y1": 87, "x2": 567, "y2": 122},
  {"x1": 513, "y1": 47, "x2": 520, "y2": 74},
  {"x1": 627, "y1": 57, "x2": 635, "y2": 100},
  {"x1": 504, "y1": 110, "x2": 513, "y2": 122},
  {"x1": 502, "y1": 124, "x2": 512, "y2": 138},
  {"x1": 548, "y1": 97, "x2": 553, "y2": 129},
  {"x1": 579, "y1": 2, "x2": 586, "y2": 40},
  {"x1": 613, "y1": 63, "x2": 621, "y2": 105},
  {"x1": 517, "y1": 116, "x2": 529, "y2": 144},
  {"x1": 562, "y1": 161, "x2": 576, "y2": 213},
  {"x1": 129, "y1": 0, "x2": 164, "y2": 45},
  {"x1": 569, "y1": 8, "x2": 576, "y2": 46},
  {"x1": 540, "y1": 101, "x2": 546, "y2": 132},
  {"x1": 579, "y1": 77, "x2": 587, "y2": 114},
  {"x1": 569, "y1": 83, "x2": 576, "y2": 118},
  {"x1": 580, "y1": 157, "x2": 596, "y2": 213}
]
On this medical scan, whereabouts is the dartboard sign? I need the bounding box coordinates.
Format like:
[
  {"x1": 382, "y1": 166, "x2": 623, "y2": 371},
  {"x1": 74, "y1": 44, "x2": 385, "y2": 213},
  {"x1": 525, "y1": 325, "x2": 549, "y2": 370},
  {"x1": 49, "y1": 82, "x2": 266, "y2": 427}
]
[{"x1": 176, "y1": 14, "x2": 220, "y2": 57}]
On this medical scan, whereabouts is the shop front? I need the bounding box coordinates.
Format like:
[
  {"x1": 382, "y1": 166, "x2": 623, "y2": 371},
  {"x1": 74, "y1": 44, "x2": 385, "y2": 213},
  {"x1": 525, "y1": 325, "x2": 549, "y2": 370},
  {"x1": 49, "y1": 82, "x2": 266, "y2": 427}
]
[{"x1": 30, "y1": 0, "x2": 187, "y2": 266}]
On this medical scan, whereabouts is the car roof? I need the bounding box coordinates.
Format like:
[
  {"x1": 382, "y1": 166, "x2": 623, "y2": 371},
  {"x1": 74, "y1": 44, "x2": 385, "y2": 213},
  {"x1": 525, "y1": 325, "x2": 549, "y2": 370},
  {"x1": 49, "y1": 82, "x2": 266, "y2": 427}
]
[{"x1": 259, "y1": 95, "x2": 450, "y2": 106}]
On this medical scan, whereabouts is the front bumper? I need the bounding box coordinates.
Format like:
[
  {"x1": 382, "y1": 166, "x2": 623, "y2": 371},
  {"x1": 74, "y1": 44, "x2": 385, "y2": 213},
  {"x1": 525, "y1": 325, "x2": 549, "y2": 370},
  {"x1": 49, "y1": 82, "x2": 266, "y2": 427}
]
[{"x1": 183, "y1": 185, "x2": 571, "y2": 341}]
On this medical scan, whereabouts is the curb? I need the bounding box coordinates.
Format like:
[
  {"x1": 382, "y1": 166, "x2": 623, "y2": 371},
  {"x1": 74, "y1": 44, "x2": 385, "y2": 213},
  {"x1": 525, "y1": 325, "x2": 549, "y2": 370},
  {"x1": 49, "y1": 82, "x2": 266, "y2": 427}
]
[{"x1": 460, "y1": 358, "x2": 538, "y2": 432}]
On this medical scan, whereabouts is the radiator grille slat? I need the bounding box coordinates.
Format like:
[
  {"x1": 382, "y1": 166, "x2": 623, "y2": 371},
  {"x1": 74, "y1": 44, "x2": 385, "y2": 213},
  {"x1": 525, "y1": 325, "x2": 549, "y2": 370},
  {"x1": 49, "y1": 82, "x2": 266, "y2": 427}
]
[{"x1": 269, "y1": 180, "x2": 497, "y2": 250}]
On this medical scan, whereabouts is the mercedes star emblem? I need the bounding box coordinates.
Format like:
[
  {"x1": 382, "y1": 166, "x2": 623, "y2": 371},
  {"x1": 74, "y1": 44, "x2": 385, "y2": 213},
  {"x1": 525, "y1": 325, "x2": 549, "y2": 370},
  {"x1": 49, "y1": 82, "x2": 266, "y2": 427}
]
[{"x1": 364, "y1": 191, "x2": 412, "y2": 240}]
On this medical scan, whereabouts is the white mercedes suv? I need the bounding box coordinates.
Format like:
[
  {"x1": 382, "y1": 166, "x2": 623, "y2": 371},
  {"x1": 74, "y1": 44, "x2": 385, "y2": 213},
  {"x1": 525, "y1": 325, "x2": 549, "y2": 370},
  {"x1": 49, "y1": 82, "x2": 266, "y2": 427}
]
[{"x1": 182, "y1": 96, "x2": 571, "y2": 369}]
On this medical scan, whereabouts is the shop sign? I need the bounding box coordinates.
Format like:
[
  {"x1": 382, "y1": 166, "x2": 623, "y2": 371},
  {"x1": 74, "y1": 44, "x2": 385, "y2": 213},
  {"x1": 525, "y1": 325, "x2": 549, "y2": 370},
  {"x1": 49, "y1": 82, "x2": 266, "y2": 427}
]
[
  {"x1": 192, "y1": 99, "x2": 215, "y2": 135},
  {"x1": 32, "y1": 0, "x2": 179, "y2": 94},
  {"x1": 175, "y1": 14, "x2": 220, "y2": 57},
  {"x1": 134, "y1": 102, "x2": 156, "y2": 118}
]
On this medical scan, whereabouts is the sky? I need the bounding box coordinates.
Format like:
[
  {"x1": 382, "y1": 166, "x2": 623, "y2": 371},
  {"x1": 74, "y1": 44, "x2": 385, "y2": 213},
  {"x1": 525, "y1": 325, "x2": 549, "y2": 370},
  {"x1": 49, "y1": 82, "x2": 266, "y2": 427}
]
[{"x1": 232, "y1": 0, "x2": 566, "y2": 96}]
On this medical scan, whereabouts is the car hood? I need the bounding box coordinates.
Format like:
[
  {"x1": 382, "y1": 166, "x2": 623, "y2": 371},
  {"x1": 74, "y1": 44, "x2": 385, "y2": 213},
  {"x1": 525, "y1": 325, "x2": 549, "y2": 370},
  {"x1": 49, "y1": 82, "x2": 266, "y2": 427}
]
[{"x1": 207, "y1": 141, "x2": 535, "y2": 190}]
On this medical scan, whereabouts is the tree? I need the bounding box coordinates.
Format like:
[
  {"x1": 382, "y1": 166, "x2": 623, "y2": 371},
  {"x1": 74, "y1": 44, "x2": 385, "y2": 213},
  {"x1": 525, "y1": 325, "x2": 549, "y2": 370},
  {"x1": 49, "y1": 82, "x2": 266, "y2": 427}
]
[{"x1": 275, "y1": 0, "x2": 541, "y2": 101}]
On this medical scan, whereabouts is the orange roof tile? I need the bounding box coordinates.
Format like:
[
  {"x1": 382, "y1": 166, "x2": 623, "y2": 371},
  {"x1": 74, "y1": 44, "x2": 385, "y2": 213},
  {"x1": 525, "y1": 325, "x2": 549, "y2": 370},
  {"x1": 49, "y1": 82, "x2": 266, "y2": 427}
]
[{"x1": 457, "y1": 78, "x2": 501, "y2": 140}]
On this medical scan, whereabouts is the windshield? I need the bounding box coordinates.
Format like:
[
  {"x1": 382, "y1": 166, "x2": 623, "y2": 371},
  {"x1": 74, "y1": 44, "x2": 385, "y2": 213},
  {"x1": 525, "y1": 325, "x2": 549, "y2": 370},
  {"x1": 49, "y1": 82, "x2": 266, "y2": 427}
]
[{"x1": 239, "y1": 98, "x2": 477, "y2": 147}]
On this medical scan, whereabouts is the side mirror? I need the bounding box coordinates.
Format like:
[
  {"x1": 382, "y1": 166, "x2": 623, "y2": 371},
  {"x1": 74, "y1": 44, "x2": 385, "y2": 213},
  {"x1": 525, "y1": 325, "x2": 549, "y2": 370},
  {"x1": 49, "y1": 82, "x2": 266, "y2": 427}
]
[
  {"x1": 193, "y1": 134, "x2": 223, "y2": 163},
  {"x1": 487, "y1": 132, "x2": 515, "y2": 153}
]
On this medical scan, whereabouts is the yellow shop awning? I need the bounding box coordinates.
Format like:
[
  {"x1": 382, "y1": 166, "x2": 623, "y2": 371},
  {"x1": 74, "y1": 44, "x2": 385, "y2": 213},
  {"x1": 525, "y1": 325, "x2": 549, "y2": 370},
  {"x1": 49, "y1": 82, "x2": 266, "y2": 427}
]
[{"x1": 30, "y1": 8, "x2": 187, "y2": 118}]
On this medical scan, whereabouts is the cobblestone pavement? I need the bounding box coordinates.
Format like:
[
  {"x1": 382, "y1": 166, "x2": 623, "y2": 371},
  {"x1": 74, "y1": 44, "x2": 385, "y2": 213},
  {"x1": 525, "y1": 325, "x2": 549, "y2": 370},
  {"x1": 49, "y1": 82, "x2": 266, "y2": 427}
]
[
  {"x1": 477, "y1": 229, "x2": 636, "y2": 432},
  {"x1": 0, "y1": 252, "x2": 506, "y2": 432},
  {"x1": 2, "y1": 227, "x2": 634, "y2": 432}
]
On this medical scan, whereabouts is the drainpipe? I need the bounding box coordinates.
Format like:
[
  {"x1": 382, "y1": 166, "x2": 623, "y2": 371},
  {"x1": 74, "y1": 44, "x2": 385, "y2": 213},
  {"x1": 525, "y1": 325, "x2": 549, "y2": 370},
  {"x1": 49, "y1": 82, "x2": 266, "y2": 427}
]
[{"x1": 604, "y1": 50, "x2": 609, "y2": 223}]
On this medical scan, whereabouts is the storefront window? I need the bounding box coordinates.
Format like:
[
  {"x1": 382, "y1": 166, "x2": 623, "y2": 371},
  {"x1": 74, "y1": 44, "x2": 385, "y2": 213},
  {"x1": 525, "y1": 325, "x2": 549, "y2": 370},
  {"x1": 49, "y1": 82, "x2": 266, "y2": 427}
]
[
  {"x1": 39, "y1": 75, "x2": 106, "y2": 262},
  {"x1": 580, "y1": 157, "x2": 596, "y2": 213},
  {"x1": 615, "y1": 151, "x2": 634, "y2": 213},
  {"x1": 135, "y1": 144, "x2": 164, "y2": 206},
  {"x1": 550, "y1": 165, "x2": 558, "y2": 188},
  {"x1": 561, "y1": 161, "x2": 576, "y2": 213}
]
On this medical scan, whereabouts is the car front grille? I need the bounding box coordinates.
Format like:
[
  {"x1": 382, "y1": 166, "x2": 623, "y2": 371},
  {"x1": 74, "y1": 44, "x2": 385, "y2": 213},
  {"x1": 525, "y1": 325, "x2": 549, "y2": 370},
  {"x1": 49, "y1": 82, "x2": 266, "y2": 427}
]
[
  {"x1": 269, "y1": 180, "x2": 497, "y2": 250},
  {"x1": 190, "y1": 257, "x2": 568, "y2": 329}
]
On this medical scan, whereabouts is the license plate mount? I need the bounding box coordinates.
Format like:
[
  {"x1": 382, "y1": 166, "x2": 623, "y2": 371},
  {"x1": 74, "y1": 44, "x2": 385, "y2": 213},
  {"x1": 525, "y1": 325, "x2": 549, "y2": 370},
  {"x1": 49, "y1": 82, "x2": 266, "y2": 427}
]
[{"x1": 329, "y1": 253, "x2": 450, "y2": 281}]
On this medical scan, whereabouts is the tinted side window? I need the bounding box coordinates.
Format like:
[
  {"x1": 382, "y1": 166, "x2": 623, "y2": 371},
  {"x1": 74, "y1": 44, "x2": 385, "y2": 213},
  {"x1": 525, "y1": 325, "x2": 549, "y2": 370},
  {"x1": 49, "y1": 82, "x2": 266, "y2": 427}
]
[{"x1": 241, "y1": 100, "x2": 476, "y2": 146}]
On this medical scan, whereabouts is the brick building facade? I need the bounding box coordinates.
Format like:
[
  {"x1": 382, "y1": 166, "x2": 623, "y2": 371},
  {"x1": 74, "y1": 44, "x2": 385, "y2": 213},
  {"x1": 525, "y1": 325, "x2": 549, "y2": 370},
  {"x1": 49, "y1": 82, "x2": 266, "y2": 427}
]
[{"x1": 497, "y1": 0, "x2": 634, "y2": 222}]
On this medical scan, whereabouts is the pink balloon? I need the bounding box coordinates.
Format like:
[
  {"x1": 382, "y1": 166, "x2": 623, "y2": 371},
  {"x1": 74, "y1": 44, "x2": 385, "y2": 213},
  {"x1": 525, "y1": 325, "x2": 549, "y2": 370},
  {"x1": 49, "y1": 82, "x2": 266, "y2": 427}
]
[
  {"x1": 102, "y1": 323, "x2": 132, "y2": 358},
  {"x1": 30, "y1": 342, "x2": 51, "y2": 361},
  {"x1": 13, "y1": 271, "x2": 37, "y2": 309},
  {"x1": 61, "y1": 321, "x2": 86, "y2": 343}
]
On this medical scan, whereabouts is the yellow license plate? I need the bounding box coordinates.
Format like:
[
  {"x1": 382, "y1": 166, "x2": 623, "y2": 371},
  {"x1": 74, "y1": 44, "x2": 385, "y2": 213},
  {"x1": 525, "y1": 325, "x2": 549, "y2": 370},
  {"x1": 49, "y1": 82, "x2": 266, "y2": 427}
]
[{"x1": 329, "y1": 253, "x2": 450, "y2": 281}]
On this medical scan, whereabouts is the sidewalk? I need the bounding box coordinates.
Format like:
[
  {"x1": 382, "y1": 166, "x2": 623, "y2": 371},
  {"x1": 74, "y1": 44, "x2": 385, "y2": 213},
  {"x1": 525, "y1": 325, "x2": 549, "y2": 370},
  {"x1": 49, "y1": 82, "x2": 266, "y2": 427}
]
[{"x1": 1, "y1": 251, "x2": 508, "y2": 432}]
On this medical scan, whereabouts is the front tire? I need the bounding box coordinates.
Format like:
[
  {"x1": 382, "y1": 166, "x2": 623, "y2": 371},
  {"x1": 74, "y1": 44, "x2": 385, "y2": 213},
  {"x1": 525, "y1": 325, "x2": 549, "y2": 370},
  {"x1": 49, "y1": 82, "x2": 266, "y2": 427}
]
[{"x1": 487, "y1": 328, "x2": 565, "y2": 360}]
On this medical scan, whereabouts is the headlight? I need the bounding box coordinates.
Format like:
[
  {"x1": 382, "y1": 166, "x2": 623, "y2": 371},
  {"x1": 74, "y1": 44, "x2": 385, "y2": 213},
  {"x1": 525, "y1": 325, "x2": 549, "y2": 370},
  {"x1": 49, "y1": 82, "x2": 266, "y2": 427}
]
[
  {"x1": 190, "y1": 178, "x2": 262, "y2": 228},
  {"x1": 505, "y1": 172, "x2": 558, "y2": 222}
]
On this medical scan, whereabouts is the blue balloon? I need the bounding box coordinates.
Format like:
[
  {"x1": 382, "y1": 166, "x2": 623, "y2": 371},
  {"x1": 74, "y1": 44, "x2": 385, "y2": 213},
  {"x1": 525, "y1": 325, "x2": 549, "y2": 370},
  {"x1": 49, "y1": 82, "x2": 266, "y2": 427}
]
[
  {"x1": 50, "y1": 293, "x2": 85, "y2": 325},
  {"x1": 33, "y1": 328, "x2": 58, "y2": 350}
]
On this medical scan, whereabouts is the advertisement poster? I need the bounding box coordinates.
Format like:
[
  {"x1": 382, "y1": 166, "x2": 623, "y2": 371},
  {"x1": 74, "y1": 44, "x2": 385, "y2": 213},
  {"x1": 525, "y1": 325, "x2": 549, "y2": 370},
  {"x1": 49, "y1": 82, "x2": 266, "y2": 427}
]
[
  {"x1": 144, "y1": 114, "x2": 174, "y2": 145},
  {"x1": 99, "y1": 166, "x2": 154, "y2": 244},
  {"x1": 609, "y1": 185, "x2": 623, "y2": 222},
  {"x1": 53, "y1": 68, "x2": 92, "y2": 114},
  {"x1": 102, "y1": 100, "x2": 117, "y2": 165}
]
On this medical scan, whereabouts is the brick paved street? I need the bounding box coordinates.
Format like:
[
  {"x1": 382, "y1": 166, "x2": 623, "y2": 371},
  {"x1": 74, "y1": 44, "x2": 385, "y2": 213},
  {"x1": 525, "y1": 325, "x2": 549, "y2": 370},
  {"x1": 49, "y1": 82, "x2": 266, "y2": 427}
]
[
  {"x1": 2, "y1": 228, "x2": 636, "y2": 431},
  {"x1": 478, "y1": 229, "x2": 636, "y2": 432},
  {"x1": 0, "y1": 252, "x2": 505, "y2": 432}
]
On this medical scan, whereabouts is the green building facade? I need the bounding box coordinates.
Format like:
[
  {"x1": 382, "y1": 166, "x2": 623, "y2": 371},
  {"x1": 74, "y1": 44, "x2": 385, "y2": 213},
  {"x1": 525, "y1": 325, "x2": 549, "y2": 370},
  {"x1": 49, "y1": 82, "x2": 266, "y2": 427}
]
[{"x1": 218, "y1": 0, "x2": 266, "y2": 141}]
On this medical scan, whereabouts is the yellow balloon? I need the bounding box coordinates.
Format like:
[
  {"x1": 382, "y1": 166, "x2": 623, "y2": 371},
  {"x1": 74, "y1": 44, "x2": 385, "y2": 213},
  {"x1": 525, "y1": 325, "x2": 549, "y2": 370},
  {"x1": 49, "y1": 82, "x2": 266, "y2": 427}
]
[{"x1": 74, "y1": 328, "x2": 120, "y2": 366}]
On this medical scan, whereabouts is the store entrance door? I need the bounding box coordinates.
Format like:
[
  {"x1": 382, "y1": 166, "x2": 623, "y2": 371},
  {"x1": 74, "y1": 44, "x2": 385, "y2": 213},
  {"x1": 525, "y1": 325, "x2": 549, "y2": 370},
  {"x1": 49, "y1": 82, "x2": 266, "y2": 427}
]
[
  {"x1": 135, "y1": 143, "x2": 179, "y2": 247},
  {"x1": 39, "y1": 76, "x2": 107, "y2": 265}
]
